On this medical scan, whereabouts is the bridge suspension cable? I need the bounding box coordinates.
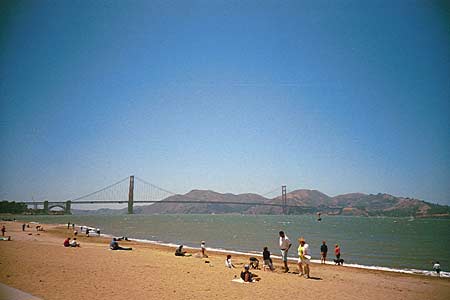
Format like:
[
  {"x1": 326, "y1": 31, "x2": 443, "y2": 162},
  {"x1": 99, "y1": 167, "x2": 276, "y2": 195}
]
[
  {"x1": 261, "y1": 186, "x2": 282, "y2": 198},
  {"x1": 70, "y1": 176, "x2": 130, "y2": 202},
  {"x1": 134, "y1": 176, "x2": 177, "y2": 202}
]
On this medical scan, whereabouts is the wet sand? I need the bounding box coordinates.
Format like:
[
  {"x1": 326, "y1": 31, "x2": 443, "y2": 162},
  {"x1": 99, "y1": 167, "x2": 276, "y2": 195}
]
[{"x1": 0, "y1": 221, "x2": 449, "y2": 300}]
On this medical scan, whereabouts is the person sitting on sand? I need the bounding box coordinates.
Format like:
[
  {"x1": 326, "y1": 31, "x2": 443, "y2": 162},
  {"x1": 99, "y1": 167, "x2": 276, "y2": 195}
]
[
  {"x1": 263, "y1": 247, "x2": 274, "y2": 271},
  {"x1": 70, "y1": 238, "x2": 80, "y2": 247},
  {"x1": 433, "y1": 261, "x2": 441, "y2": 276},
  {"x1": 110, "y1": 238, "x2": 132, "y2": 251},
  {"x1": 201, "y1": 241, "x2": 208, "y2": 258},
  {"x1": 63, "y1": 237, "x2": 70, "y2": 247},
  {"x1": 225, "y1": 255, "x2": 235, "y2": 268},
  {"x1": 175, "y1": 245, "x2": 187, "y2": 256},
  {"x1": 240, "y1": 265, "x2": 254, "y2": 282}
]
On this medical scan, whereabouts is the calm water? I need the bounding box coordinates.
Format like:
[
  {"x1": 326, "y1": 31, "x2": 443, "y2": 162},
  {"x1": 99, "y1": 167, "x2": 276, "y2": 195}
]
[{"x1": 14, "y1": 214, "x2": 450, "y2": 274}]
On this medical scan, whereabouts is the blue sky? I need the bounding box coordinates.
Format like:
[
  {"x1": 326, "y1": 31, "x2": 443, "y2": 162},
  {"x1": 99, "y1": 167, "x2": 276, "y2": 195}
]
[{"x1": 1, "y1": 1, "x2": 449, "y2": 205}]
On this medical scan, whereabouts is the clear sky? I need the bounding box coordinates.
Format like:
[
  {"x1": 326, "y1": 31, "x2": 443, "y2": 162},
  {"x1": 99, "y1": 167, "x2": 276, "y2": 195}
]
[{"x1": 1, "y1": 1, "x2": 449, "y2": 205}]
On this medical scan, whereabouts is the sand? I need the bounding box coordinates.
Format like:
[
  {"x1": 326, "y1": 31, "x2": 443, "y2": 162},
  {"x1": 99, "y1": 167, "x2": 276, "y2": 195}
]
[{"x1": 0, "y1": 221, "x2": 449, "y2": 300}]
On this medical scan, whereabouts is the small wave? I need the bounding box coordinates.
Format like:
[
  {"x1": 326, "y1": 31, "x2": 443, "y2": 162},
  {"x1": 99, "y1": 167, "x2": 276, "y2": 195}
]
[
  {"x1": 129, "y1": 238, "x2": 449, "y2": 278},
  {"x1": 65, "y1": 224, "x2": 448, "y2": 278}
]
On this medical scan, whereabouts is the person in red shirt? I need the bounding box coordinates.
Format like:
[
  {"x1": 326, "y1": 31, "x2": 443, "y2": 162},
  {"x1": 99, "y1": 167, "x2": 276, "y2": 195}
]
[
  {"x1": 63, "y1": 237, "x2": 70, "y2": 247},
  {"x1": 334, "y1": 244, "x2": 342, "y2": 265}
]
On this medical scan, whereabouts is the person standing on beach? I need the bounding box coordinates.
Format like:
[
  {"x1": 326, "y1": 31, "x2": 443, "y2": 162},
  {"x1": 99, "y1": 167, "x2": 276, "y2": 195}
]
[
  {"x1": 433, "y1": 262, "x2": 441, "y2": 276},
  {"x1": 320, "y1": 241, "x2": 328, "y2": 264},
  {"x1": 298, "y1": 237, "x2": 311, "y2": 278},
  {"x1": 335, "y1": 244, "x2": 342, "y2": 265},
  {"x1": 201, "y1": 241, "x2": 208, "y2": 258},
  {"x1": 22, "y1": 224, "x2": 26, "y2": 231},
  {"x1": 279, "y1": 231, "x2": 292, "y2": 272},
  {"x1": 1, "y1": 225, "x2": 5, "y2": 236},
  {"x1": 67, "y1": 222, "x2": 70, "y2": 229}
]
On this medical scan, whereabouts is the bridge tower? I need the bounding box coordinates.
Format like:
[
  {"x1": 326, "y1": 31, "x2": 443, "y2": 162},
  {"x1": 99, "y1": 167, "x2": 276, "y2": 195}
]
[
  {"x1": 43, "y1": 200, "x2": 49, "y2": 214},
  {"x1": 65, "y1": 200, "x2": 72, "y2": 214},
  {"x1": 282, "y1": 185, "x2": 287, "y2": 215},
  {"x1": 128, "y1": 175, "x2": 134, "y2": 214}
]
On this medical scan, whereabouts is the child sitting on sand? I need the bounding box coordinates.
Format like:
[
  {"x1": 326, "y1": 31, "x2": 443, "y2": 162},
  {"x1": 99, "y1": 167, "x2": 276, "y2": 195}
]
[
  {"x1": 249, "y1": 257, "x2": 259, "y2": 269},
  {"x1": 225, "y1": 255, "x2": 235, "y2": 268},
  {"x1": 69, "y1": 238, "x2": 80, "y2": 247}
]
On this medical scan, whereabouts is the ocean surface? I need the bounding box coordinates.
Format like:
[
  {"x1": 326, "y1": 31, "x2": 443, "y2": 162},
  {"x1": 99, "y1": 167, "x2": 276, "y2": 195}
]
[{"x1": 13, "y1": 214, "x2": 450, "y2": 277}]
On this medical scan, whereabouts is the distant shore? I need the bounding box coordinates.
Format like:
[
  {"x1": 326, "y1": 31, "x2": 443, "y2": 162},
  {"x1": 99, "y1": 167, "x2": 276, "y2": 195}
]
[{"x1": 0, "y1": 220, "x2": 449, "y2": 300}]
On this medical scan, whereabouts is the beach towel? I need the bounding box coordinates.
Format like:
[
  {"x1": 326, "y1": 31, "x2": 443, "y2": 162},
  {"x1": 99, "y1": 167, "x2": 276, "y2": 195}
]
[
  {"x1": 231, "y1": 278, "x2": 255, "y2": 284},
  {"x1": 0, "y1": 236, "x2": 11, "y2": 241}
]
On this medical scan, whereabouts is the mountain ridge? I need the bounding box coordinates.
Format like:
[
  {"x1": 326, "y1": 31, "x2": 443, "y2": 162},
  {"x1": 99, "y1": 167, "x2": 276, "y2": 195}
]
[{"x1": 73, "y1": 189, "x2": 450, "y2": 217}]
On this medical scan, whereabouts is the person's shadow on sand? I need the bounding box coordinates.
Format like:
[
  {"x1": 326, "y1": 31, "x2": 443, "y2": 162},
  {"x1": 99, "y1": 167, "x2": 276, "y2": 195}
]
[{"x1": 291, "y1": 272, "x2": 322, "y2": 280}]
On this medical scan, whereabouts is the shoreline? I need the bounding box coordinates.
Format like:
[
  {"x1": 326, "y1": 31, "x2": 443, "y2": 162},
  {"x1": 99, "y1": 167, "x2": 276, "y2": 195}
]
[
  {"x1": 1, "y1": 220, "x2": 450, "y2": 300},
  {"x1": 32, "y1": 220, "x2": 450, "y2": 279}
]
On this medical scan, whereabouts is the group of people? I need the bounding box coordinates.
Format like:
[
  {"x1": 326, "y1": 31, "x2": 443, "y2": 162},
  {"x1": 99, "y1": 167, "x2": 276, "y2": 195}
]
[
  {"x1": 171, "y1": 231, "x2": 347, "y2": 282},
  {"x1": 279, "y1": 231, "x2": 312, "y2": 278},
  {"x1": 174, "y1": 241, "x2": 207, "y2": 257},
  {"x1": 63, "y1": 237, "x2": 80, "y2": 247},
  {"x1": 279, "y1": 231, "x2": 346, "y2": 278}
]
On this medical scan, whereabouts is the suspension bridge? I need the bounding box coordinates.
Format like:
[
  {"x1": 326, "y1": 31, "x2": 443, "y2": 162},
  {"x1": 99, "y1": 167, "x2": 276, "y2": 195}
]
[{"x1": 18, "y1": 176, "x2": 322, "y2": 215}]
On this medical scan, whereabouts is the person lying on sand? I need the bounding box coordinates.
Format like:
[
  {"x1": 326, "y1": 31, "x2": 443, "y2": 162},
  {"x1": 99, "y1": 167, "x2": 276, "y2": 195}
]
[{"x1": 110, "y1": 238, "x2": 132, "y2": 251}]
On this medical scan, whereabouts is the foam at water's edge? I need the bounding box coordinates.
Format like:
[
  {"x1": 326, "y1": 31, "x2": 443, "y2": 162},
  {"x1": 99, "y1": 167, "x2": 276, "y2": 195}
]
[{"x1": 72, "y1": 223, "x2": 449, "y2": 278}]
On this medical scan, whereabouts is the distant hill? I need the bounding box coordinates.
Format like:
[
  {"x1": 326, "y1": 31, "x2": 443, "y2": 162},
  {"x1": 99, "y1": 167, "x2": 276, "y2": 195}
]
[
  {"x1": 137, "y1": 190, "x2": 268, "y2": 214},
  {"x1": 73, "y1": 189, "x2": 450, "y2": 218}
]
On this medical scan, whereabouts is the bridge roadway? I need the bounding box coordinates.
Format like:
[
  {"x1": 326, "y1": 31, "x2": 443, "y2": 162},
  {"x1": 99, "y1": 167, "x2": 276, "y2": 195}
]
[{"x1": 21, "y1": 200, "x2": 316, "y2": 209}]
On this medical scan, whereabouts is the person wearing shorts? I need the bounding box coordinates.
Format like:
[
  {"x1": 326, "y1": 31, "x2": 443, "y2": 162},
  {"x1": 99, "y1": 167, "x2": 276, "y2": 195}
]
[
  {"x1": 279, "y1": 231, "x2": 292, "y2": 272},
  {"x1": 320, "y1": 240, "x2": 328, "y2": 264},
  {"x1": 298, "y1": 237, "x2": 310, "y2": 278}
]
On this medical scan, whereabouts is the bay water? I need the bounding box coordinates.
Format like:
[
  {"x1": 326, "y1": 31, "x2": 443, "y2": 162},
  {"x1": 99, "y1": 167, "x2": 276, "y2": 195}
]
[{"x1": 14, "y1": 214, "x2": 450, "y2": 277}]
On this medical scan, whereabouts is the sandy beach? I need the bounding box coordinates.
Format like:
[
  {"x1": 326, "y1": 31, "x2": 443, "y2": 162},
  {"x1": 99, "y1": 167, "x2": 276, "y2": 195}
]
[{"x1": 0, "y1": 221, "x2": 449, "y2": 300}]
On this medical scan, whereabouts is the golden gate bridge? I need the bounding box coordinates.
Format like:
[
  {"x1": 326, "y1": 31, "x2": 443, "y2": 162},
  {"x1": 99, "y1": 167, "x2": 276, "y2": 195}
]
[{"x1": 18, "y1": 175, "x2": 325, "y2": 215}]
